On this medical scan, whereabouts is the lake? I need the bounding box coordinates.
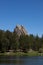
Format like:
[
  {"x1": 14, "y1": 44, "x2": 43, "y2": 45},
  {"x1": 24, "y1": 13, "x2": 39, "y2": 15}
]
[{"x1": 0, "y1": 56, "x2": 43, "y2": 65}]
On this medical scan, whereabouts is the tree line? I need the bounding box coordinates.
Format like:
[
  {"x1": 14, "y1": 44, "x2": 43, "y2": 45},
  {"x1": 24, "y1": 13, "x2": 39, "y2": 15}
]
[{"x1": 0, "y1": 29, "x2": 43, "y2": 53}]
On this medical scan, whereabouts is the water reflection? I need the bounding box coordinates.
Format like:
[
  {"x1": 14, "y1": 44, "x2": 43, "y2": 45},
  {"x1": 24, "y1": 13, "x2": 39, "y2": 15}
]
[
  {"x1": 0, "y1": 56, "x2": 24, "y2": 65},
  {"x1": 0, "y1": 56, "x2": 43, "y2": 65}
]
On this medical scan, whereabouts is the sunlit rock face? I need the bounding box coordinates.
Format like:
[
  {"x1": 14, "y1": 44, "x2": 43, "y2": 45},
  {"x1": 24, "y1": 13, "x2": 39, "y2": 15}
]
[{"x1": 14, "y1": 25, "x2": 28, "y2": 36}]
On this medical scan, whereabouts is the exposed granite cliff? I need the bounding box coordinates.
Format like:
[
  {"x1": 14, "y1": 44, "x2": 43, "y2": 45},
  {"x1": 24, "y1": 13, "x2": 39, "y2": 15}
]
[{"x1": 14, "y1": 25, "x2": 28, "y2": 36}]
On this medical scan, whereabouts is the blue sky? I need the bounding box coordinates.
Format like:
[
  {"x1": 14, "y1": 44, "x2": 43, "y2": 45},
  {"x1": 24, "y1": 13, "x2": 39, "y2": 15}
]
[{"x1": 0, "y1": 0, "x2": 43, "y2": 36}]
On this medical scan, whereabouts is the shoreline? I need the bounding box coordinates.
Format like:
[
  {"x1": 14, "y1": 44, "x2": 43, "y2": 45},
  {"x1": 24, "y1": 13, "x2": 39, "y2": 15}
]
[{"x1": 0, "y1": 51, "x2": 43, "y2": 56}]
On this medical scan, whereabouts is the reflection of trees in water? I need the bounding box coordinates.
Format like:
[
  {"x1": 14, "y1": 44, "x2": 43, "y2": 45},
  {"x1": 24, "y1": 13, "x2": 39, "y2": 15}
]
[
  {"x1": 0, "y1": 56, "x2": 23, "y2": 64},
  {"x1": 14, "y1": 56, "x2": 23, "y2": 65}
]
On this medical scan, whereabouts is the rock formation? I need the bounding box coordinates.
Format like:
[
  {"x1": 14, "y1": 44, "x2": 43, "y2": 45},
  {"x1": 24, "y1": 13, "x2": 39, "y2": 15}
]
[{"x1": 14, "y1": 25, "x2": 28, "y2": 36}]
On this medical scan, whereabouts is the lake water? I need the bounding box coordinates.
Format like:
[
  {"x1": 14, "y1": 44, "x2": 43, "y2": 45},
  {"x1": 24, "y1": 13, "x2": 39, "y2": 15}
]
[{"x1": 0, "y1": 56, "x2": 43, "y2": 65}]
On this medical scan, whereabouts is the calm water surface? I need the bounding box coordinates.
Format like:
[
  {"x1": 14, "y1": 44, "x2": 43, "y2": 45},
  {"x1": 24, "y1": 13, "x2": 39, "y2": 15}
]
[{"x1": 0, "y1": 56, "x2": 43, "y2": 65}]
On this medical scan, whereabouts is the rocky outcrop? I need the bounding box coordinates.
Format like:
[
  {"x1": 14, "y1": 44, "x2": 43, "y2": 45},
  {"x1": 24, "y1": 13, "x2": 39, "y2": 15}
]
[{"x1": 14, "y1": 25, "x2": 28, "y2": 36}]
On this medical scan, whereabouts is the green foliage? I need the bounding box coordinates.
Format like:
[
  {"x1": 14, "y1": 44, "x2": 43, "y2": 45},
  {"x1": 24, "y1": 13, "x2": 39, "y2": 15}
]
[
  {"x1": 19, "y1": 35, "x2": 29, "y2": 52},
  {"x1": 12, "y1": 32, "x2": 19, "y2": 51},
  {"x1": 0, "y1": 29, "x2": 43, "y2": 53}
]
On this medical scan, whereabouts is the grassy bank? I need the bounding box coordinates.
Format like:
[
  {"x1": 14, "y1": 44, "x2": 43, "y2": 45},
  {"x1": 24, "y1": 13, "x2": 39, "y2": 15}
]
[{"x1": 0, "y1": 51, "x2": 43, "y2": 56}]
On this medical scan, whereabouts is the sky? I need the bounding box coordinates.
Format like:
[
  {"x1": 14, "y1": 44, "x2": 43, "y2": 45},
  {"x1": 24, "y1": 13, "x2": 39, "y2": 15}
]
[{"x1": 0, "y1": 0, "x2": 43, "y2": 37}]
